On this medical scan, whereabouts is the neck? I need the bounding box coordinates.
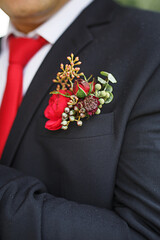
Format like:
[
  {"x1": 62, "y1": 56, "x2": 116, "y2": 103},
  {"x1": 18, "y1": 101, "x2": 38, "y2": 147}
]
[{"x1": 10, "y1": 0, "x2": 69, "y2": 34}]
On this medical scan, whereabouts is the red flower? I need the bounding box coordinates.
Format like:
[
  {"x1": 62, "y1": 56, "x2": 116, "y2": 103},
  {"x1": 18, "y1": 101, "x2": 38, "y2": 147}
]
[
  {"x1": 44, "y1": 90, "x2": 71, "y2": 131},
  {"x1": 83, "y1": 95, "x2": 100, "y2": 116},
  {"x1": 73, "y1": 79, "x2": 90, "y2": 98}
]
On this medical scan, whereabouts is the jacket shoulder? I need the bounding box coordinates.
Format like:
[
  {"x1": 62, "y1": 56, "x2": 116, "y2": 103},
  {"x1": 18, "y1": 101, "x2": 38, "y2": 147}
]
[{"x1": 115, "y1": 3, "x2": 160, "y2": 38}]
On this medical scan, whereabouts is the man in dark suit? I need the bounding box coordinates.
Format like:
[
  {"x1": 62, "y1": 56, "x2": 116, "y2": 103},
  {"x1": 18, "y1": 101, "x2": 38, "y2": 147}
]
[{"x1": 0, "y1": 0, "x2": 160, "y2": 239}]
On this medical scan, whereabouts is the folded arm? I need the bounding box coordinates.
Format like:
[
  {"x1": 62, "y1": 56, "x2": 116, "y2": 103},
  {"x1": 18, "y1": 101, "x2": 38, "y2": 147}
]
[{"x1": 1, "y1": 68, "x2": 160, "y2": 240}]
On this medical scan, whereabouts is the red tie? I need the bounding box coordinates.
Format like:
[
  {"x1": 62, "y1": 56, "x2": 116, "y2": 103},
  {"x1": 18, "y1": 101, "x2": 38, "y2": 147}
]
[{"x1": 0, "y1": 35, "x2": 47, "y2": 158}]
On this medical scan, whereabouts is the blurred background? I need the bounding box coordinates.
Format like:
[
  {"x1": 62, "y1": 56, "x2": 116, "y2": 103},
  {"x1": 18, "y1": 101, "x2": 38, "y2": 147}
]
[
  {"x1": 0, "y1": 0, "x2": 160, "y2": 37},
  {"x1": 116, "y1": 0, "x2": 160, "y2": 11}
]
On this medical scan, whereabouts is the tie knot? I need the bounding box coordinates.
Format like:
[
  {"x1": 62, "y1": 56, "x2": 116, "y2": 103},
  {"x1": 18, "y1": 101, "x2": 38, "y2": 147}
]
[{"x1": 9, "y1": 35, "x2": 48, "y2": 67}]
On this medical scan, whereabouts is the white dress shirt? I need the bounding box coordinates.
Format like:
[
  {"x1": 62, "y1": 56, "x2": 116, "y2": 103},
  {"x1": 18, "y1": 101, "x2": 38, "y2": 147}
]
[{"x1": 0, "y1": 0, "x2": 93, "y2": 106}]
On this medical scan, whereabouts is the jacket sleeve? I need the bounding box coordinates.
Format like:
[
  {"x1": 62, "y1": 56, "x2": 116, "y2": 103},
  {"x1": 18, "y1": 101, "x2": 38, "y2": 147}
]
[
  {"x1": 1, "y1": 68, "x2": 160, "y2": 240},
  {"x1": 0, "y1": 164, "x2": 145, "y2": 240}
]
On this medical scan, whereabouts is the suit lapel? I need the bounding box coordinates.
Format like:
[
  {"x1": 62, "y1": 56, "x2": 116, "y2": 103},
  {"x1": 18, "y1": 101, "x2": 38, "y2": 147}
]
[{"x1": 1, "y1": 0, "x2": 117, "y2": 166}]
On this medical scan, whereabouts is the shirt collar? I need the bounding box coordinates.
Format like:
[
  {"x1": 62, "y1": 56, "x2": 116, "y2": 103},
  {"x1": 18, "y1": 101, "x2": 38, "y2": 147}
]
[{"x1": 7, "y1": 0, "x2": 94, "y2": 45}]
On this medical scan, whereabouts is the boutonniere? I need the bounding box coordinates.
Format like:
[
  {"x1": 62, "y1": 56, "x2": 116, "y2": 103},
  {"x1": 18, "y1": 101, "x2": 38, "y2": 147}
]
[{"x1": 44, "y1": 54, "x2": 117, "y2": 131}]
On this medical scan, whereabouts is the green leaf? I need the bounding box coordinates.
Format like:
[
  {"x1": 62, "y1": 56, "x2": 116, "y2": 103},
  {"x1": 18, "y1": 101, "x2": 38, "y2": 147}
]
[
  {"x1": 105, "y1": 84, "x2": 113, "y2": 93},
  {"x1": 76, "y1": 87, "x2": 87, "y2": 98},
  {"x1": 88, "y1": 80, "x2": 95, "y2": 94},
  {"x1": 108, "y1": 73, "x2": 117, "y2": 83},
  {"x1": 100, "y1": 71, "x2": 117, "y2": 84},
  {"x1": 104, "y1": 92, "x2": 113, "y2": 104},
  {"x1": 100, "y1": 71, "x2": 109, "y2": 77},
  {"x1": 97, "y1": 76, "x2": 107, "y2": 85}
]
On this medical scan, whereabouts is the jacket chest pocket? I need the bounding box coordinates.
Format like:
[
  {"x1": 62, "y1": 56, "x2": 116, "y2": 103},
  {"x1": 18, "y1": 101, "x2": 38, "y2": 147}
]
[{"x1": 38, "y1": 112, "x2": 114, "y2": 139}]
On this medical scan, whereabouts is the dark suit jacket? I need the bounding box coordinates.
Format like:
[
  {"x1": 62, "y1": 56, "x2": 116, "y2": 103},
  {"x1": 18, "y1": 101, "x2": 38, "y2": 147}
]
[{"x1": 0, "y1": 0, "x2": 160, "y2": 239}]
